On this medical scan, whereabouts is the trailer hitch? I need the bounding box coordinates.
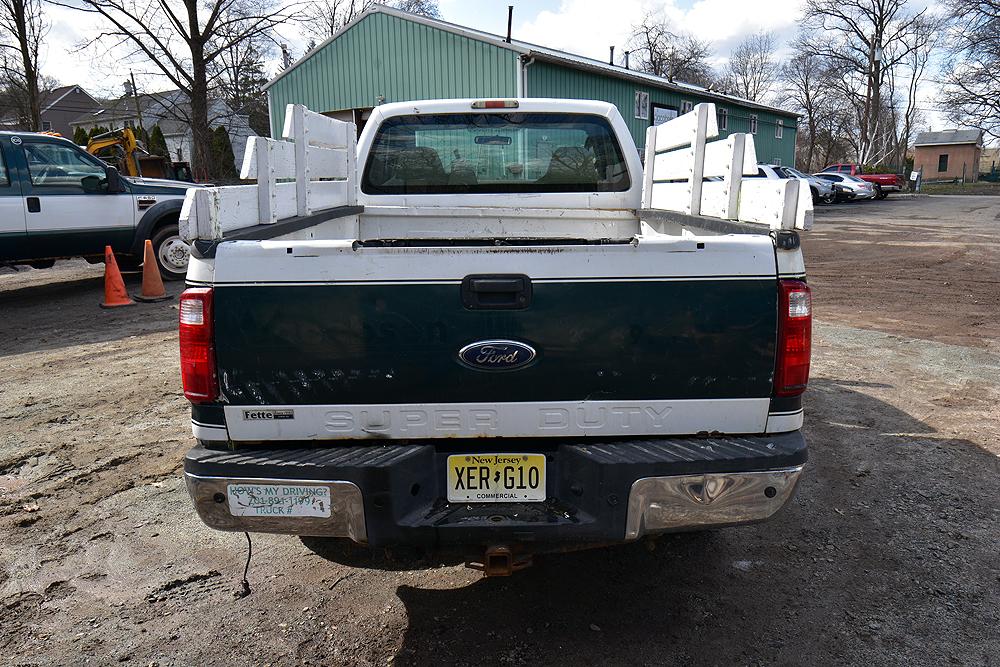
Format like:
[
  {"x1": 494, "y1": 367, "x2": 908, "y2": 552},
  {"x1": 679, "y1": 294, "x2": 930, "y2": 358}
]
[{"x1": 466, "y1": 545, "x2": 533, "y2": 577}]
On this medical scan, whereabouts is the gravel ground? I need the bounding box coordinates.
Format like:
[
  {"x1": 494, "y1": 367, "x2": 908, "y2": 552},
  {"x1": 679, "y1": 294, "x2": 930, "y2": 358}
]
[{"x1": 1, "y1": 196, "x2": 998, "y2": 666}]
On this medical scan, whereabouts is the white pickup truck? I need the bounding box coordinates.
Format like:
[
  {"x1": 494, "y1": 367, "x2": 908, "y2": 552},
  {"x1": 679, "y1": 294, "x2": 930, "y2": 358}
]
[{"x1": 178, "y1": 98, "x2": 813, "y2": 575}]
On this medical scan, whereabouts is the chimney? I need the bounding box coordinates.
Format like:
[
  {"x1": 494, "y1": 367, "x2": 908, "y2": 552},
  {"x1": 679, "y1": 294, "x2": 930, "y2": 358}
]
[
  {"x1": 123, "y1": 80, "x2": 133, "y2": 97},
  {"x1": 609, "y1": 46, "x2": 615, "y2": 65},
  {"x1": 280, "y1": 44, "x2": 292, "y2": 69},
  {"x1": 624, "y1": 51, "x2": 630, "y2": 70},
  {"x1": 505, "y1": 6, "x2": 513, "y2": 43}
]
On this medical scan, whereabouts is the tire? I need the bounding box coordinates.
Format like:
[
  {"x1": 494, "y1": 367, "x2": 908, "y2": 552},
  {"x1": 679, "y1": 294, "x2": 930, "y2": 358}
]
[
  {"x1": 874, "y1": 184, "x2": 886, "y2": 200},
  {"x1": 149, "y1": 222, "x2": 190, "y2": 281}
]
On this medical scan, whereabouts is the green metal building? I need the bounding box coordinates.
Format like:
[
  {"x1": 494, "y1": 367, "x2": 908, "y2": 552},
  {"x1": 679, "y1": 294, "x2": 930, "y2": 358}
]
[{"x1": 265, "y1": 6, "x2": 798, "y2": 165}]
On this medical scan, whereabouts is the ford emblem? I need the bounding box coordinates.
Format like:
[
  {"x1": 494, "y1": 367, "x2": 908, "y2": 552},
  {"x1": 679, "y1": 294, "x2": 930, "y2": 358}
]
[{"x1": 458, "y1": 340, "x2": 536, "y2": 371}]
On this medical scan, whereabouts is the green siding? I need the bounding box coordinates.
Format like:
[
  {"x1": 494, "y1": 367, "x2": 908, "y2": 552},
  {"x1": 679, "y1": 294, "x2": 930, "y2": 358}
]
[
  {"x1": 526, "y1": 61, "x2": 796, "y2": 166},
  {"x1": 267, "y1": 13, "x2": 519, "y2": 137},
  {"x1": 267, "y1": 12, "x2": 796, "y2": 166}
]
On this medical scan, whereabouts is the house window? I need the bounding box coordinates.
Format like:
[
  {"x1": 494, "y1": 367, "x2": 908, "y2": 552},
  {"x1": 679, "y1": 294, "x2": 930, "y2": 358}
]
[
  {"x1": 773, "y1": 157, "x2": 781, "y2": 166},
  {"x1": 717, "y1": 108, "x2": 728, "y2": 131},
  {"x1": 775, "y1": 119, "x2": 783, "y2": 139},
  {"x1": 41, "y1": 121, "x2": 52, "y2": 131},
  {"x1": 749, "y1": 115, "x2": 758, "y2": 134},
  {"x1": 680, "y1": 100, "x2": 694, "y2": 114},
  {"x1": 634, "y1": 91, "x2": 649, "y2": 120},
  {"x1": 938, "y1": 154, "x2": 949, "y2": 172}
]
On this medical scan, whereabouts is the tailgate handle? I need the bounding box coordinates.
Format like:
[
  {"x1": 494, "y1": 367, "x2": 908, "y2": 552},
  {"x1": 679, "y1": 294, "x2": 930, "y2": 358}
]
[{"x1": 462, "y1": 274, "x2": 532, "y2": 310}]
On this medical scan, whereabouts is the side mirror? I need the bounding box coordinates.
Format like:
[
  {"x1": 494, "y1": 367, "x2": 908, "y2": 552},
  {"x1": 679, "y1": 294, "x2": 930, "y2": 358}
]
[{"x1": 105, "y1": 166, "x2": 125, "y2": 193}]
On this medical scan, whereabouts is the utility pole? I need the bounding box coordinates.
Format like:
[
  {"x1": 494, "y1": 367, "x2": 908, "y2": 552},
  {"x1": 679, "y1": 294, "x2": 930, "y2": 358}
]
[{"x1": 130, "y1": 71, "x2": 145, "y2": 141}]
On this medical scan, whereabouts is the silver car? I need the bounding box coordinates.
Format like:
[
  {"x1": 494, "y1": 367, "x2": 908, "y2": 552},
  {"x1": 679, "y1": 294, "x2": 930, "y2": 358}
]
[
  {"x1": 753, "y1": 164, "x2": 836, "y2": 204},
  {"x1": 774, "y1": 166, "x2": 836, "y2": 204},
  {"x1": 814, "y1": 172, "x2": 877, "y2": 200}
]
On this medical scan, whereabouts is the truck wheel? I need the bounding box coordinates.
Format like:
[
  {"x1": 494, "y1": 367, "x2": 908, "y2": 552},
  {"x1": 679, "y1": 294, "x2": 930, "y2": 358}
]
[
  {"x1": 874, "y1": 184, "x2": 886, "y2": 200},
  {"x1": 150, "y1": 223, "x2": 190, "y2": 281}
]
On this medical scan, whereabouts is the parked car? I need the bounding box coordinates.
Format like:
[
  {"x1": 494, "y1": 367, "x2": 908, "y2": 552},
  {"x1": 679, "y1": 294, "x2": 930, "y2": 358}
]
[
  {"x1": 747, "y1": 164, "x2": 833, "y2": 204},
  {"x1": 0, "y1": 130, "x2": 197, "y2": 280},
  {"x1": 771, "y1": 165, "x2": 836, "y2": 204},
  {"x1": 179, "y1": 99, "x2": 812, "y2": 573},
  {"x1": 820, "y1": 164, "x2": 901, "y2": 199},
  {"x1": 814, "y1": 172, "x2": 876, "y2": 200}
]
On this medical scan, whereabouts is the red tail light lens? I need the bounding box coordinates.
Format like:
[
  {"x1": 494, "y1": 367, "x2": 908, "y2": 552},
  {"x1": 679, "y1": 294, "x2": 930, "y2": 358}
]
[
  {"x1": 775, "y1": 280, "x2": 812, "y2": 397},
  {"x1": 179, "y1": 288, "x2": 217, "y2": 403}
]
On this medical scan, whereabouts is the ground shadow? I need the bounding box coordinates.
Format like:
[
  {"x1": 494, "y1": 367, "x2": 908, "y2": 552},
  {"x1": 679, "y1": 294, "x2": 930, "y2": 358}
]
[
  {"x1": 0, "y1": 271, "x2": 181, "y2": 358},
  {"x1": 308, "y1": 379, "x2": 1000, "y2": 666}
]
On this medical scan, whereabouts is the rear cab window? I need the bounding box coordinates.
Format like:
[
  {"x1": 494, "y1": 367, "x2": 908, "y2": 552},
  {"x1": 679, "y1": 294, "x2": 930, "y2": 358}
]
[{"x1": 362, "y1": 112, "x2": 631, "y2": 194}]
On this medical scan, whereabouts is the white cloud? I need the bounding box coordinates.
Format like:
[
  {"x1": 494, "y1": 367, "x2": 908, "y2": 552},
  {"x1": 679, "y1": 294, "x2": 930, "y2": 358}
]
[{"x1": 514, "y1": 0, "x2": 806, "y2": 64}]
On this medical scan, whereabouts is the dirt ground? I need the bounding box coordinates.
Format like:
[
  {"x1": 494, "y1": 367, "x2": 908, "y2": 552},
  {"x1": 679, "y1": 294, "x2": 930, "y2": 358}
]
[{"x1": 1, "y1": 195, "x2": 998, "y2": 666}]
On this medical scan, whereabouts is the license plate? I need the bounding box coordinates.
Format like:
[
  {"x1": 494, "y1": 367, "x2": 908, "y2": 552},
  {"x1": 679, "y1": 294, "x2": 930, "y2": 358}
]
[
  {"x1": 227, "y1": 483, "x2": 331, "y2": 517},
  {"x1": 447, "y1": 454, "x2": 546, "y2": 503}
]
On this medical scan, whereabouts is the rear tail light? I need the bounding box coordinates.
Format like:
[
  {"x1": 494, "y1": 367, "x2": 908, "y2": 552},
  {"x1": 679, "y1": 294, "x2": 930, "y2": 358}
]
[
  {"x1": 179, "y1": 288, "x2": 217, "y2": 403},
  {"x1": 775, "y1": 280, "x2": 812, "y2": 397}
]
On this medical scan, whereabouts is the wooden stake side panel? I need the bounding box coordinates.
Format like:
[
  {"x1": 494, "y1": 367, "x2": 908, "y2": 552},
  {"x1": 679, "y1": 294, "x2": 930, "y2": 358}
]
[
  {"x1": 642, "y1": 103, "x2": 812, "y2": 231},
  {"x1": 181, "y1": 104, "x2": 357, "y2": 242}
]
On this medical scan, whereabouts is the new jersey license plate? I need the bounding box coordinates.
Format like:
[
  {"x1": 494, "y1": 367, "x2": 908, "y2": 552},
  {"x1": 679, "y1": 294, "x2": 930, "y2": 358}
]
[{"x1": 447, "y1": 453, "x2": 546, "y2": 503}]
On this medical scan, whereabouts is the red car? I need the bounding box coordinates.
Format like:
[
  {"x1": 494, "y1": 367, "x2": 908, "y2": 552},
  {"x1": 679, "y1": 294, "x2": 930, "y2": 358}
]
[{"x1": 820, "y1": 164, "x2": 902, "y2": 199}]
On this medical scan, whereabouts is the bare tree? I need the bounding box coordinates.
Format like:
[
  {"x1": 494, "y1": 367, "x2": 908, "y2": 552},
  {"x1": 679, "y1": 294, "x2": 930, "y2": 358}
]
[
  {"x1": 726, "y1": 32, "x2": 779, "y2": 102},
  {"x1": 890, "y1": 15, "x2": 935, "y2": 168},
  {"x1": 0, "y1": 0, "x2": 47, "y2": 130},
  {"x1": 56, "y1": 0, "x2": 300, "y2": 178},
  {"x1": 940, "y1": 0, "x2": 1000, "y2": 141},
  {"x1": 781, "y1": 50, "x2": 836, "y2": 171},
  {"x1": 626, "y1": 11, "x2": 716, "y2": 87},
  {"x1": 801, "y1": 0, "x2": 927, "y2": 165},
  {"x1": 300, "y1": 0, "x2": 440, "y2": 44}
]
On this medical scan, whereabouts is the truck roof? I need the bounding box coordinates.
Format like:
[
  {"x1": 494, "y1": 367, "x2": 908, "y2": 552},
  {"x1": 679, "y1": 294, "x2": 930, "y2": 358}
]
[{"x1": 369, "y1": 98, "x2": 621, "y2": 119}]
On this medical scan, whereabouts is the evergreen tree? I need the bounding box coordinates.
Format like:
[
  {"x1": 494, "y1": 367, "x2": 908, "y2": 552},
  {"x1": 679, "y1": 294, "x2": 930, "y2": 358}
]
[
  {"x1": 148, "y1": 125, "x2": 169, "y2": 157},
  {"x1": 210, "y1": 126, "x2": 238, "y2": 180},
  {"x1": 73, "y1": 126, "x2": 89, "y2": 146}
]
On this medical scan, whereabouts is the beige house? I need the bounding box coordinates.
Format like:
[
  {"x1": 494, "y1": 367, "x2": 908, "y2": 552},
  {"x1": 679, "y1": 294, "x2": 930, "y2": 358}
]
[
  {"x1": 913, "y1": 130, "x2": 984, "y2": 182},
  {"x1": 981, "y1": 146, "x2": 999, "y2": 176}
]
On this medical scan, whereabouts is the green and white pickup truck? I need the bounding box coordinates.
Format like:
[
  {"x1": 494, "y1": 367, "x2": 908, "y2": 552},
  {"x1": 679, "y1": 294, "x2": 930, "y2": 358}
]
[
  {"x1": 178, "y1": 99, "x2": 813, "y2": 574},
  {"x1": 0, "y1": 131, "x2": 196, "y2": 280}
]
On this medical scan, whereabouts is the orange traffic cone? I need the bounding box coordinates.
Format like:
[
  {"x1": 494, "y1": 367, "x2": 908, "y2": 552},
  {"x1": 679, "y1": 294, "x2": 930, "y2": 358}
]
[
  {"x1": 100, "y1": 246, "x2": 135, "y2": 308},
  {"x1": 134, "y1": 239, "x2": 170, "y2": 302}
]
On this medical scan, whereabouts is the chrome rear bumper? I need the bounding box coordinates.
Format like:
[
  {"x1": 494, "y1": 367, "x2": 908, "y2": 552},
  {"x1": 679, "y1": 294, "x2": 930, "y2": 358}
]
[
  {"x1": 184, "y1": 473, "x2": 368, "y2": 543},
  {"x1": 625, "y1": 466, "x2": 803, "y2": 540}
]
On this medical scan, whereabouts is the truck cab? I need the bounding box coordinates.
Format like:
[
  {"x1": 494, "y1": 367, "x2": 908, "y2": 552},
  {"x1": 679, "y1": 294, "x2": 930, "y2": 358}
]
[{"x1": 0, "y1": 131, "x2": 196, "y2": 279}]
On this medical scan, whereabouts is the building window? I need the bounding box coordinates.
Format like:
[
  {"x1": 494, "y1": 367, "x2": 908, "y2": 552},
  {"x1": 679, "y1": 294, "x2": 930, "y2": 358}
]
[
  {"x1": 749, "y1": 115, "x2": 758, "y2": 134},
  {"x1": 717, "y1": 108, "x2": 728, "y2": 131},
  {"x1": 773, "y1": 157, "x2": 781, "y2": 166},
  {"x1": 775, "y1": 119, "x2": 783, "y2": 139},
  {"x1": 634, "y1": 91, "x2": 649, "y2": 120},
  {"x1": 938, "y1": 154, "x2": 949, "y2": 172},
  {"x1": 680, "y1": 100, "x2": 693, "y2": 114},
  {"x1": 41, "y1": 121, "x2": 52, "y2": 131}
]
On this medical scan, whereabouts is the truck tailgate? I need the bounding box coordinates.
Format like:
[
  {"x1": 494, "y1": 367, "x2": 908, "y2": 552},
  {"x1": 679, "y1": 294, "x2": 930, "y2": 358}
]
[{"x1": 204, "y1": 234, "x2": 779, "y2": 440}]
